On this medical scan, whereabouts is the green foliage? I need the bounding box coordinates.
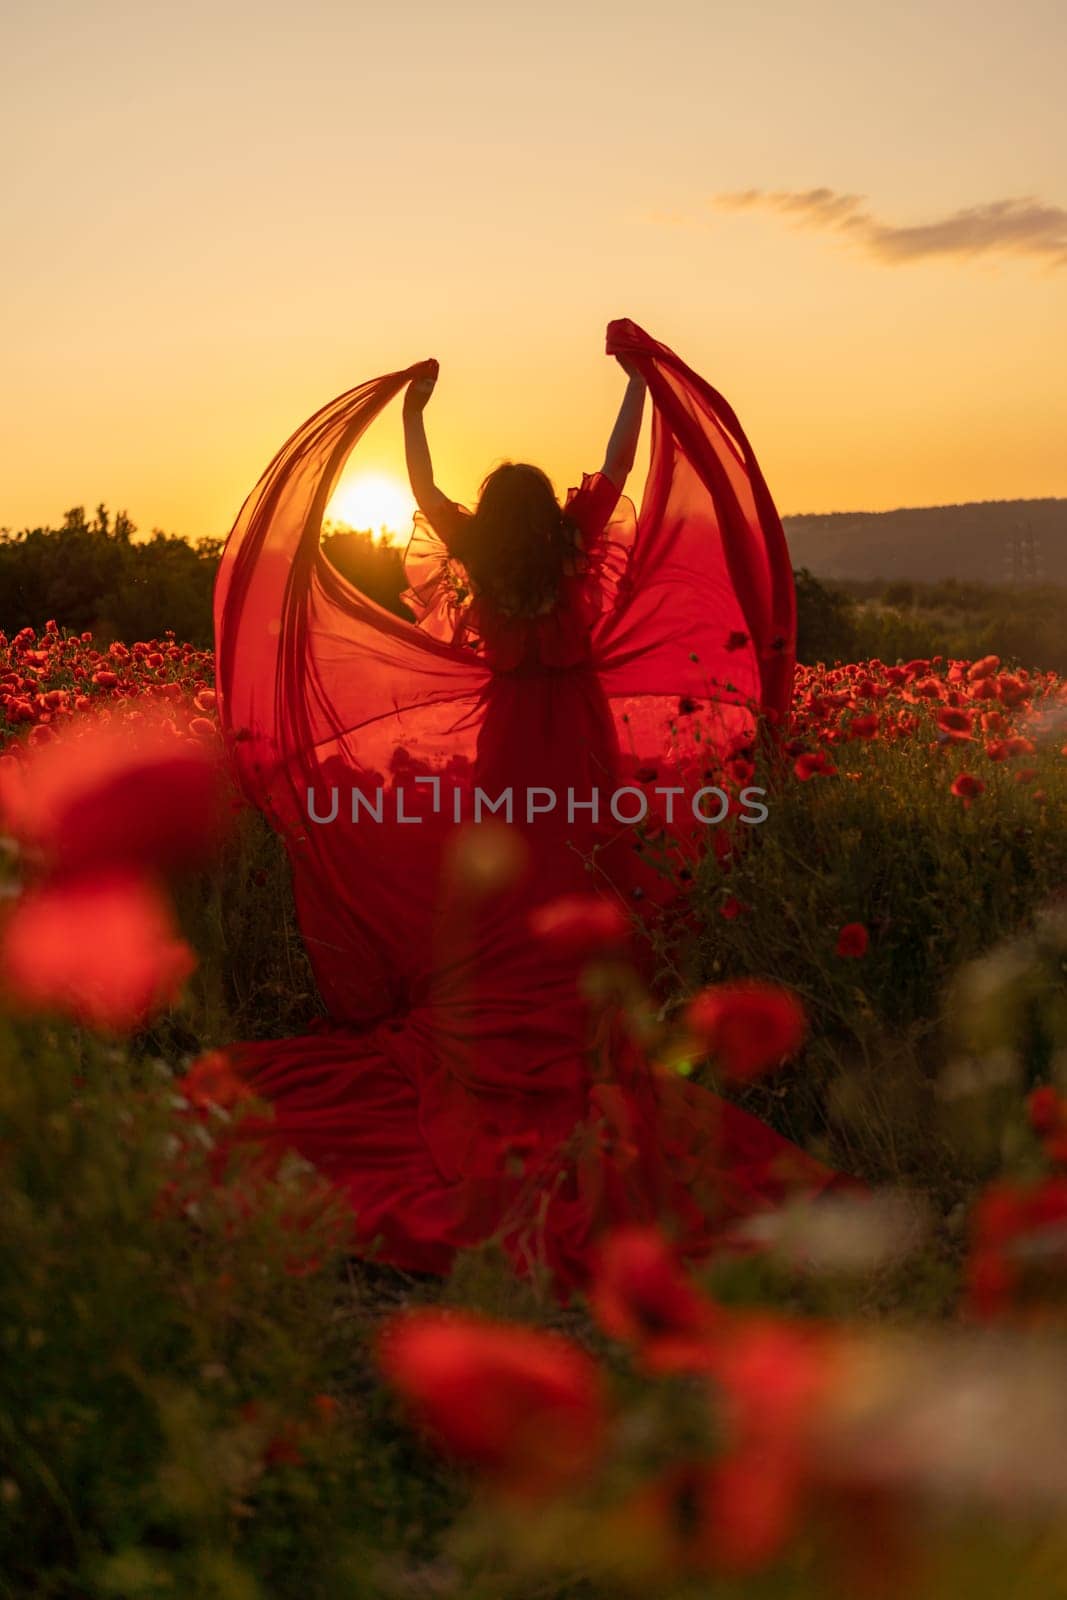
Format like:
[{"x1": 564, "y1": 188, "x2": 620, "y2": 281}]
[
  {"x1": 684, "y1": 734, "x2": 1067, "y2": 1190},
  {"x1": 164, "y1": 808, "x2": 328, "y2": 1054},
  {"x1": 791, "y1": 571, "x2": 1067, "y2": 675},
  {"x1": 841, "y1": 578, "x2": 1067, "y2": 675},
  {"x1": 0, "y1": 1012, "x2": 467, "y2": 1598},
  {"x1": 793, "y1": 567, "x2": 857, "y2": 665}
]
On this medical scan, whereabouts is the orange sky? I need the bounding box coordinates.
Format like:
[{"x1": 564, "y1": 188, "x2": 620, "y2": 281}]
[{"x1": 3, "y1": 0, "x2": 1065, "y2": 542}]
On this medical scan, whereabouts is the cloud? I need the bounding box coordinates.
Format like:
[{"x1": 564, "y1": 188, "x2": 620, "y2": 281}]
[{"x1": 710, "y1": 188, "x2": 1067, "y2": 268}]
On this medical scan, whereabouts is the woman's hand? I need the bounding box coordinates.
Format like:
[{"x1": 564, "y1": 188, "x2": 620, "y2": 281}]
[
  {"x1": 615, "y1": 353, "x2": 645, "y2": 383},
  {"x1": 404, "y1": 365, "x2": 438, "y2": 415}
]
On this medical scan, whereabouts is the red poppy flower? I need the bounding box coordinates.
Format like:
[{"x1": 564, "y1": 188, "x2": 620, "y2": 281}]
[
  {"x1": 378, "y1": 1310, "x2": 606, "y2": 1498},
  {"x1": 966, "y1": 1176, "x2": 1067, "y2": 1317},
  {"x1": 936, "y1": 708, "x2": 974, "y2": 740},
  {"x1": 528, "y1": 893, "x2": 629, "y2": 956},
  {"x1": 591, "y1": 1226, "x2": 717, "y2": 1366},
  {"x1": 181, "y1": 1050, "x2": 252, "y2": 1111},
  {"x1": 703, "y1": 1316, "x2": 839, "y2": 1571},
  {"x1": 998, "y1": 676, "x2": 1030, "y2": 708},
  {"x1": 793, "y1": 751, "x2": 838, "y2": 781},
  {"x1": 1027, "y1": 1085, "x2": 1064, "y2": 1138},
  {"x1": 968, "y1": 655, "x2": 1000, "y2": 681},
  {"x1": 835, "y1": 922, "x2": 869, "y2": 959},
  {"x1": 625, "y1": 1314, "x2": 839, "y2": 1576},
  {"x1": 848, "y1": 714, "x2": 879, "y2": 740},
  {"x1": 686, "y1": 981, "x2": 807, "y2": 1080},
  {"x1": 720, "y1": 895, "x2": 747, "y2": 920},
  {"x1": 0, "y1": 868, "x2": 195, "y2": 1032},
  {"x1": 951, "y1": 773, "x2": 985, "y2": 803},
  {"x1": 0, "y1": 705, "x2": 228, "y2": 874}
]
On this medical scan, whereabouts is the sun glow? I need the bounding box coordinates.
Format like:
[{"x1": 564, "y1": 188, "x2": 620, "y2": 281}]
[{"x1": 325, "y1": 473, "x2": 415, "y2": 546}]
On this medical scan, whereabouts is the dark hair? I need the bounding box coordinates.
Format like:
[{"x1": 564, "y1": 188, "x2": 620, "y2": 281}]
[{"x1": 451, "y1": 462, "x2": 579, "y2": 618}]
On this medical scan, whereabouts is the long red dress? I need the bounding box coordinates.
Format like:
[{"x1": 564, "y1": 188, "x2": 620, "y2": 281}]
[{"x1": 213, "y1": 318, "x2": 839, "y2": 1290}]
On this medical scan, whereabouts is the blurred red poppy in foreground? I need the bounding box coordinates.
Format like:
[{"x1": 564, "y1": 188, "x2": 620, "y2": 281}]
[
  {"x1": 628, "y1": 1452, "x2": 804, "y2": 1578},
  {"x1": 685, "y1": 981, "x2": 807, "y2": 1080},
  {"x1": 966, "y1": 1176, "x2": 1067, "y2": 1318},
  {"x1": 0, "y1": 705, "x2": 228, "y2": 874},
  {"x1": 591, "y1": 1225, "x2": 718, "y2": 1369},
  {"x1": 528, "y1": 893, "x2": 629, "y2": 957},
  {"x1": 1027, "y1": 1086, "x2": 1067, "y2": 1165},
  {"x1": 0, "y1": 867, "x2": 196, "y2": 1031},
  {"x1": 704, "y1": 1315, "x2": 840, "y2": 1572},
  {"x1": 378, "y1": 1309, "x2": 606, "y2": 1498},
  {"x1": 620, "y1": 1312, "x2": 841, "y2": 1576}
]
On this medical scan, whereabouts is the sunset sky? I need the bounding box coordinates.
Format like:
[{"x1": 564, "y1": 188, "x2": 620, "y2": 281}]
[{"x1": 3, "y1": 0, "x2": 1065, "y2": 543}]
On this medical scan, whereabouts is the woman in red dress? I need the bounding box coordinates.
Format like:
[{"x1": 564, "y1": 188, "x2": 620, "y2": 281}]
[{"x1": 214, "y1": 319, "x2": 840, "y2": 1291}]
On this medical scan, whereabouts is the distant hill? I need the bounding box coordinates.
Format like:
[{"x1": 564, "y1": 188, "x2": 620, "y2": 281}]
[{"x1": 782, "y1": 498, "x2": 1067, "y2": 584}]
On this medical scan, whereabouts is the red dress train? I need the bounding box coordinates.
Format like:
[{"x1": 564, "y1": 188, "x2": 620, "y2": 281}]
[{"x1": 213, "y1": 318, "x2": 839, "y2": 1291}]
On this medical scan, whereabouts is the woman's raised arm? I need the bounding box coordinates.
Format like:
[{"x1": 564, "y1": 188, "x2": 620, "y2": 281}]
[
  {"x1": 601, "y1": 358, "x2": 647, "y2": 490},
  {"x1": 403, "y1": 365, "x2": 449, "y2": 516}
]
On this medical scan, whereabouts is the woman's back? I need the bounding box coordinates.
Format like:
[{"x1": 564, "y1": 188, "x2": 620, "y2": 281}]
[{"x1": 401, "y1": 468, "x2": 628, "y2": 667}]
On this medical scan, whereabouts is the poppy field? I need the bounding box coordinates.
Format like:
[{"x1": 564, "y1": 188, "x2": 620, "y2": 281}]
[{"x1": 4, "y1": 622, "x2": 1067, "y2": 1598}]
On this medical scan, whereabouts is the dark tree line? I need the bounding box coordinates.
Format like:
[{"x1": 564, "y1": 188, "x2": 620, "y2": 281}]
[
  {"x1": 0, "y1": 507, "x2": 223, "y2": 647},
  {"x1": 0, "y1": 508, "x2": 409, "y2": 648}
]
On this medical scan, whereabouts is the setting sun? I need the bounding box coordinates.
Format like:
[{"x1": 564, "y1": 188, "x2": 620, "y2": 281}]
[{"x1": 325, "y1": 472, "x2": 415, "y2": 545}]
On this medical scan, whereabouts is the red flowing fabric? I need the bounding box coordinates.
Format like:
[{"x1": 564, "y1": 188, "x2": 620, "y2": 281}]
[{"x1": 213, "y1": 318, "x2": 837, "y2": 1291}]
